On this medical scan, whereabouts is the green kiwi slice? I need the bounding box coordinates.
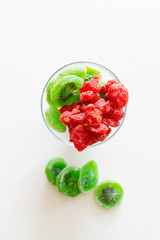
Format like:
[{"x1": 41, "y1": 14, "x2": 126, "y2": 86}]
[
  {"x1": 84, "y1": 66, "x2": 102, "y2": 81},
  {"x1": 46, "y1": 81, "x2": 56, "y2": 106},
  {"x1": 78, "y1": 160, "x2": 99, "y2": 193},
  {"x1": 45, "y1": 106, "x2": 66, "y2": 132},
  {"x1": 50, "y1": 75, "x2": 83, "y2": 106},
  {"x1": 95, "y1": 181, "x2": 123, "y2": 208},
  {"x1": 45, "y1": 157, "x2": 67, "y2": 185},
  {"x1": 56, "y1": 166, "x2": 81, "y2": 197},
  {"x1": 53, "y1": 66, "x2": 87, "y2": 85},
  {"x1": 46, "y1": 66, "x2": 86, "y2": 106}
]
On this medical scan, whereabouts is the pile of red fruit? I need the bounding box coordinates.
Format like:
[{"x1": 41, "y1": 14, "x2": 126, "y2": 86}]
[{"x1": 59, "y1": 76, "x2": 129, "y2": 151}]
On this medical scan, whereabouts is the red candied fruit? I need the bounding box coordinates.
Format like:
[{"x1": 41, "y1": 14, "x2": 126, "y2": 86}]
[
  {"x1": 59, "y1": 111, "x2": 71, "y2": 123},
  {"x1": 68, "y1": 128, "x2": 73, "y2": 142},
  {"x1": 86, "y1": 108, "x2": 102, "y2": 127},
  {"x1": 59, "y1": 101, "x2": 81, "y2": 114},
  {"x1": 90, "y1": 93, "x2": 100, "y2": 103},
  {"x1": 80, "y1": 103, "x2": 88, "y2": 112},
  {"x1": 113, "y1": 108, "x2": 125, "y2": 121},
  {"x1": 80, "y1": 76, "x2": 100, "y2": 93},
  {"x1": 96, "y1": 129, "x2": 111, "y2": 141},
  {"x1": 108, "y1": 84, "x2": 129, "y2": 108},
  {"x1": 71, "y1": 105, "x2": 81, "y2": 115},
  {"x1": 99, "y1": 79, "x2": 119, "y2": 95},
  {"x1": 102, "y1": 101, "x2": 114, "y2": 117},
  {"x1": 104, "y1": 92, "x2": 109, "y2": 101},
  {"x1": 71, "y1": 125, "x2": 92, "y2": 151},
  {"x1": 94, "y1": 98, "x2": 105, "y2": 111},
  {"x1": 59, "y1": 111, "x2": 77, "y2": 128},
  {"x1": 80, "y1": 91, "x2": 96, "y2": 102},
  {"x1": 84, "y1": 104, "x2": 95, "y2": 113},
  {"x1": 87, "y1": 123, "x2": 110, "y2": 134},
  {"x1": 70, "y1": 113, "x2": 86, "y2": 124},
  {"x1": 102, "y1": 118, "x2": 120, "y2": 128},
  {"x1": 89, "y1": 129, "x2": 112, "y2": 145}
]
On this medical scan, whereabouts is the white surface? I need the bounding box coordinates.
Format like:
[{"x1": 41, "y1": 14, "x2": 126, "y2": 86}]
[{"x1": 0, "y1": 0, "x2": 160, "y2": 239}]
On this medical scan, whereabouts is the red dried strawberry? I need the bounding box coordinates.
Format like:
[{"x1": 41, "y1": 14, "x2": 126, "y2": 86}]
[
  {"x1": 103, "y1": 118, "x2": 120, "y2": 128},
  {"x1": 80, "y1": 91, "x2": 95, "y2": 102},
  {"x1": 87, "y1": 123, "x2": 110, "y2": 134},
  {"x1": 80, "y1": 103, "x2": 88, "y2": 112},
  {"x1": 59, "y1": 111, "x2": 77, "y2": 128},
  {"x1": 90, "y1": 93, "x2": 100, "y2": 103},
  {"x1": 108, "y1": 84, "x2": 129, "y2": 108},
  {"x1": 59, "y1": 101, "x2": 80, "y2": 114},
  {"x1": 95, "y1": 129, "x2": 111, "y2": 141},
  {"x1": 94, "y1": 98, "x2": 105, "y2": 111},
  {"x1": 71, "y1": 105, "x2": 81, "y2": 115},
  {"x1": 104, "y1": 92, "x2": 109, "y2": 101},
  {"x1": 102, "y1": 101, "x2": 114, "y2": 117},
  {"x1": 70, "y1": 113, "x2": 86, "y2": 124},
  {"x1": 80, "y1": 76, "x2": 100, "y2": 93},
  {"x1": 96, "y1": 130, "x2": 111, "y2": 141},
  {"x1": 84, "y1": 104, "x2": 95, "y2": 113},
  {"x1": 69, "y1": 128, "x2": 73, "y2": 142},
  {"x1": 113, "y1": 108, "x2": 125, "y2": 121},
  {"x1": 71, "y1": 125, "x2": 92, "y2": 151},
  {"x1": 59, "y1": 111, "x2": 72, "y2": 123},
  {"x1": 99, "y1": 79, "x2": 119, "y2": 95},
  {"x1": 86, "y1": 108, "x2": 102, "y2": 127}
]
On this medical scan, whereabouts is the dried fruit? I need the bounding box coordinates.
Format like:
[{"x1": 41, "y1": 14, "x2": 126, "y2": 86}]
[
  {"x1": 59, "y1": 111, "x2": 77, "y2": 128},
  {"x1": 78, "y1": 160, "x2": 99, "y2": 193},
  {"x1": 45, "y1": 157, "x2": 67, "y2": 185},
  {"x1": 50, "y1": 75, "x2": 83, "y2": 106},
  {"x1": 102, "y1": 101, "x2": 113, "y2": 115},
  {"x1": 86, "y1": 108, "x2": 102, "y2": 127},
  {"x1": 70, "y1": 113, "x2": 86, "y2": 124},
  {"x1": 59, "y1": 101, "x2": 80, "y2": 114},
  {"x1": 80, "y1": 76, "x2": 100, "y2": 93},
  {"x1": 95, "y1": 181, "x2": 123, "y2": 208},
  {"x1": 84, "y1": 104, "x2": 95, "y2": 113},
  {"x1": 56, "y1": 166, "x2": 81, "y2": 197},
  {"x1": 113, "y1": 108, "x2": 125, "y2": 121},
  {"x1": 99, "y1": 79, "x2": 119, "y2": 95},
  {"x1": 87, "y1": 123, "x2": 110, "y2": 134},
  {"x1": 94, "y1": 98, "x2": 105, "y2": 111},
  {"x1": 84, "y1": 66, "x2": 102, "y2": 81},
  {"x1": 108, "y1": 84, "x2": 129, "y2": 108},
  {"x1": 71, "y1": 125, "x2": 92, "y2": 151},
  {"x1": 80, "y1": 91, "x2": 96, "y2": 102},
  {"x1": 102, "y1": 118, "x2": 120, "y2": 128},
  {"x1": 90, "y1": 93, "x2": 100, "y2": 102},
  {"x1": 45, "y1": 106, "x2": 66, "y2": 133}
]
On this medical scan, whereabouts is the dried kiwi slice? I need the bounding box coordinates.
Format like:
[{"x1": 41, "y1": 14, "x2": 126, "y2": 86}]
[
  {"x1": 95, "y1": 181, "x2": 123, "y2": 208},
  {"x1": 45, "y1": 157, "x2": 67, "y2": 185},
  {"x1": 45, "y1": 106, "x2": 66, "y2": 132},
  {"x1": 46, "y1": 66, "x2": 86, "y2": 106},
  {"x1": 85, "y1": 66, "x2": 102, "y2": 81},
  {"x1": 56, "y1": 166, "x2": 81, "y2": 197},
  {"x1": 46, "y1": 81, "x2": 56, "y2": 106},
  {"x1": 78, "y1": 160, "x2": 98, "y2": 193},
  {"x1": 50, "y1": 75, "x2": 83, "y2": 106},
  {"x1": 53, "y1": 66, "x2": 87, "y2": 85}
]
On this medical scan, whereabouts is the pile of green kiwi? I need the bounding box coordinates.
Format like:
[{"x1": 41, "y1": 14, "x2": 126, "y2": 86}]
[
  {"x1": 45, "y1": 157, "x2": 123, "y2": 209},
  {"x1": 45, "y1": 66, "x2": 104, "y2": 133}
]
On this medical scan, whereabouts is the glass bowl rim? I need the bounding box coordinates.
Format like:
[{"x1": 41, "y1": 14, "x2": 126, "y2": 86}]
[{"x1": 40, "y1": 61, "x2": 127, "y2": 147}]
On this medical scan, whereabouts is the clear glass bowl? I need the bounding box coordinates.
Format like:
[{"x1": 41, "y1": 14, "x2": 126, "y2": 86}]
[{"x1": 41, "y1": 61, "x2": 127, "y2": 147}]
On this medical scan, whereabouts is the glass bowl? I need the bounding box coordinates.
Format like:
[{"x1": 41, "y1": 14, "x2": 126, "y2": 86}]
[{"x1": 41, "y1": 61, "x2": 127, "y2": 147}]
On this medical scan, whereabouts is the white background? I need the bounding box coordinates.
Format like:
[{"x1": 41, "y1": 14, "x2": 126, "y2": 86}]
[{"x1": 0, "y1": 0, "x2": 160, "y2": 239}]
